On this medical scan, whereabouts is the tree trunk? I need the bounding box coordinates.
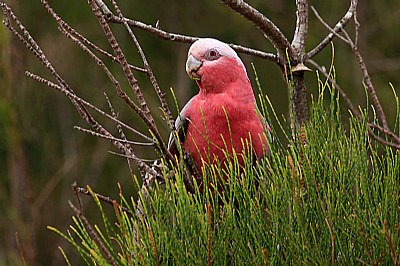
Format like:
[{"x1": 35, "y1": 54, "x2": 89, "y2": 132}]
[{"x1": 292, "y1": 72, "x2": 309, "y2": 126}]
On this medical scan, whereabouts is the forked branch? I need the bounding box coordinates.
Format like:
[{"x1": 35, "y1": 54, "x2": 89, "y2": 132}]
[
  {"x1": 1, "y1": 1, "x2": 166, "y2": 178},
  {"x1": 311, "y1": 3, "x2": 399, "y2": 148},
  {"x1": 88, "y1": 0, "x2": 175, "y2": 162},
  {"x1": 221, "y1": 0, "x2": 295, "y2": 63},
  {"x1": 306, "y1": 0, "x2": 358, "y2": 59}
]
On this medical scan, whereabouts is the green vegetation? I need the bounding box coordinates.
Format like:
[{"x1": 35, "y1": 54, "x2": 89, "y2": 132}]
[
  {"x1": 50, "y1": 79, "x2": 400, "y2": 265},
  {"x1": 2, "y1": 1, "x2": 400, "y2": 265}
]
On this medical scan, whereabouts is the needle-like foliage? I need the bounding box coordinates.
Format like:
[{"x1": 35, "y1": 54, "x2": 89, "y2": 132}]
[{"x1": 50, "y1": 77, "x2": 400, "y2": 265}]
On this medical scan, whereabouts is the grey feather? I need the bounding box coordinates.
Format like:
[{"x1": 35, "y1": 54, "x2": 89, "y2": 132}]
[{"x1": 167, "y1": 97, "x2": 194, "y2": 154}]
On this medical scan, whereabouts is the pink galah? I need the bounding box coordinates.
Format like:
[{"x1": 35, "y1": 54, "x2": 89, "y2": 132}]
[{"x1": 169, "y1": 38, "x2": 270, "y2": 189}]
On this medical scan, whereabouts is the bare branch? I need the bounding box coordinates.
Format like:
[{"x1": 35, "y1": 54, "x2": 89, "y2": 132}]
[
  {"x1": 0, "y1": 1, "x2": 141, "y2": 161},
  {"x1": 104, "y1": 93, "x2": 137, "y2": 179},
  {"x1": 369, "y1": 123, "x2": 400, "y2": 145},
  {"x1": 40, "y1": 0, "x2": 146, "y2": 73},
  {"x1": 309, "y1": 5, "x2": 352, "y2": 46},
  {"x1": 353, "y1": 9, "x2": 360, "y2": 47},
  {"x1": 221, "y1": 0, "x2": 295, "y2": 63},
  {"x1": 108, "y1": 151, "x2": 157, "y2": 163},
  {"x1": 230, "y1": 44, "x2": 277, "y2": 62},
  {"x1": 25, "y1": 71, "x2": 162, "y2": 175},
  {"x1": 74, "y1": 185, "x2": 134, "y2": 216},
  {"x1": 109, "y1": 0, "x2": 175, "y2": 130},
  {"x1": 104, "y1": 10, "x2": 278, "y2": 62},
  {"x1": 94, "y1": 0, "x2": 112, "y2": 15},
  {"x1": 88, "y1": 0, "x2": 153, "y2": 123},
  {"x1": 310, "y1": 1, "x2": 389, "y2": 131},
  {"x1": 105, "y1": 9, "x2": 196, "y2": 44},
  {"x1": 69, "y1": 201, "x2": 117, "y2": 266},
  {"x1": 74, "y1": 126, "x2": 155, "y2": 147},
  {"x1": 368, "y1": 129, "x2": 400, "y2": 149},
  {"x1": 292, "y1": 0, "x2": 309, "y2": 59},
  {"x1": 3, "y1": 0, "x2": 168, "y2": 184},
  {"x1": 1, "y1": 3, "x2": 80, "y2": 103},
  {"x1": 25, "y1": 71, "x2": 152, "y2": 141},
  {"x1": 306, "y1": 0, "x2": 358, "y2": 59},
  {"x1": 354, "y1": 46, "x2": 388, "y2": 130},
  {"x1": 309, "y1": 5, "x2": 398, "y2": 147},
  {"x1": 56, "y1": 26, "x2": 162, "y2": 146},
  {"x1": 349, "y1": 12, "x2": 388, "y2": 130},
  {"x1": 88, "y1": 0, "x2": 174, "y2": 162}
]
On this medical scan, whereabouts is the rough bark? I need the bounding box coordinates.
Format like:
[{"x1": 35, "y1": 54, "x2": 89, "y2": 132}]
[{"x1": 293, "y1": 72, "x2": 309, "y2": 125}]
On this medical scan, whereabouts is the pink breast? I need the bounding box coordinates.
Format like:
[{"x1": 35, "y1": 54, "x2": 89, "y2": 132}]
[{"x1": 184, "y1": 104, "x2": 267, "y2": 180}]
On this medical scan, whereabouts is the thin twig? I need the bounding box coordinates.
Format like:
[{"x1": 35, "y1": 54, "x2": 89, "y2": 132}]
[
  {"x1": 57, "y1": 23, "x2": 165, "y2": 164},
  {"x1": 307, "y1": 0, "x2": 358, "y2": 59},
  {"x1": 1, "y1": 3, "x2": 66, "y2": 88},
  {"x1": 353, "y1": 46, "x2": 389, "y2": 130},
  {"x1": 88, "y1": 0, "x2": 174, "y2": 163},
  {"x1": 25, "y1": 71, "x2": 160, "y2": 176},
  {"x1": 104, "y1": 11, "x2": 278, "y2": 62},
  {"x1": 310, "y1": 6, "x2": 351, "y2": 46},
  {"x1": 74, "y1": 126, "x2": 155, "y2": 146},
  {"x1": 69, "y1": 201, "x2": 117, "y2": 266},
  {"x1": 87, "y1": 0, "x2": 154, "y2": 123},
  {"x1": 110, "y1": 0, "x2": 175, "y2": 131},
  {"x1": 368, "y1": 124, "x2": 400, "y2": 145},
  {"x1": 353, "y1": 8, "x2": 360, "y2": 47},
  {"x1": 4, "y1": 0, "x2": 165, "y2": 187},
  {"x1": 369, "y1": 123, "x2": 400, "y2": 143},
  {"x1": 25, "y1": 71, "x2": 152, "y2": 142},
  {"x1": 108, "y1": 151, "x2": 157, "y2": 163},
  {"x1": 104, "y1": 93, "x2": 137, "y2": 178},
  {"x1": 1, "y1": 2, "x2": 146, "y2": 162},
  {"x1": 368, "y1": 129, "x2": 400, "y2": 149},
  {"x1": 40, "y1": 0, "x2": 146, "y2": 73},
  {"x1": 2, "y1": 2, "x2": 140, "y2": 147},
  {"x1": 1, "y1": 2, "x2": 88, "y2": 119},
  {"x1": 72, "y1": 182, "x2": 83, "y2": 212},
  {"x1": 74, "y1": 185, "x2": 134, "y2": 216},
  {"x1": 311, "y1": 2, "x2": 389, "y2": 131},
  {"x1": 57, "y1": 26, "x2": 155, "y2": 137}
]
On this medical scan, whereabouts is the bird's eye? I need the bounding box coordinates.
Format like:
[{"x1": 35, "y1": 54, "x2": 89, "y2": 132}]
[{"x1": 205, "y1": 49, "x2": 220, "y2": 61}]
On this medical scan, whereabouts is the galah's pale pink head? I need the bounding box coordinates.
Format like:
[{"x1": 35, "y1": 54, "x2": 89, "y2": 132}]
[{"x1": 186, "y1": 38, "x2": 249, "y2": 94}]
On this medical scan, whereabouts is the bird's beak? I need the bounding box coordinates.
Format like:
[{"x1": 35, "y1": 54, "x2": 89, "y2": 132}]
[{"x1": 186, "y1": 54, "x2": 202, "y2": 80}]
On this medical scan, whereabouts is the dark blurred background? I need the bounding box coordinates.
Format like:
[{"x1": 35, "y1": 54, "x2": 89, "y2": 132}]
[{"x1": 1, "y1": 0, "x2": 399, "y2": 265}]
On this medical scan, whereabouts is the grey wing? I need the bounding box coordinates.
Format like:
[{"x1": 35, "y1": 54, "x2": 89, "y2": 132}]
[{"x1": 167, "y1": 97, "x2": 194, "y2": 155}]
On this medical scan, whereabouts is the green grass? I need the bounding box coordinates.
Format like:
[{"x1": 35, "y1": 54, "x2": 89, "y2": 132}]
[{"x1": 49, "y1": 78, "x2": 400, "y2": 265}]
